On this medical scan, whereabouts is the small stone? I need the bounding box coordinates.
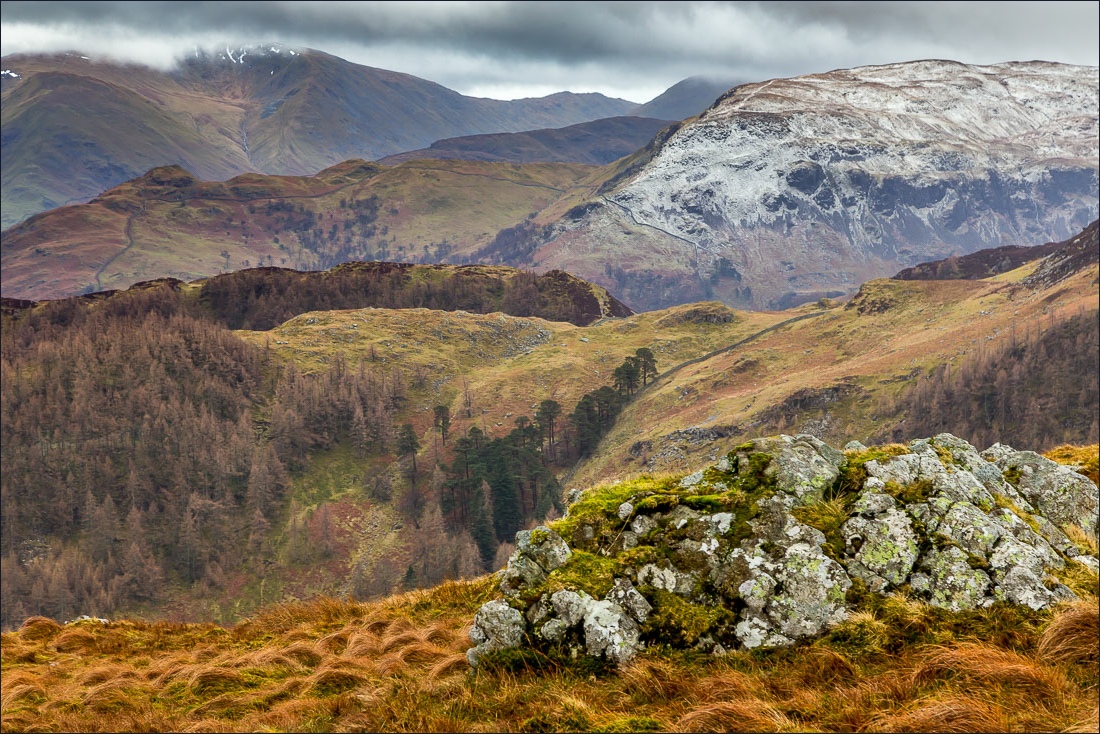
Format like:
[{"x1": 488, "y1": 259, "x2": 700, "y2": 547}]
[
  {"x1": 540, "y1": 618, "x2": 569, "y2": 642},
  {"x1": 680, "y1": 469, "x2": 705, "y2": 487},
  {"x1": 606, "y1": 578, "x2": 652, "y2": 623},
  {"x1": 525, "y1": 594, "x2": 552, "y2": 627},
  {"x1": 631, "y1": 514, "x2": 657, "y2": 535},
  {"x1": 467, "y1": 599, "x2": 526, "y2": 668},
  {"x1": 551, "y1": 589, "x2": 593, "y2": 627},
  {"x1": 583, "y1": 600, "x2": 642, "y2": 665}
]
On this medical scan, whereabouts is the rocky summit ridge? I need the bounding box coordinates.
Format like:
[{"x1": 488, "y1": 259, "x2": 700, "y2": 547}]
[
  {"x1": 537, "y1": 60, "x2": 1099, "y2": 311},
  {"x1": 468, "y1": 433, "x2": 1099, "y2": 667}
]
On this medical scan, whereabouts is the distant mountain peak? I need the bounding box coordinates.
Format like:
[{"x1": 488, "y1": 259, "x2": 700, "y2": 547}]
[{"x1": 534, "y1": 59, "x2": 1098, "y2": 311}]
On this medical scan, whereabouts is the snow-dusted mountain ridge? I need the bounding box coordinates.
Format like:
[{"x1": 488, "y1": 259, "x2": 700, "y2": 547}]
[{"x1": 539, "y1": 60, "x2": 1098, "y2": 311}]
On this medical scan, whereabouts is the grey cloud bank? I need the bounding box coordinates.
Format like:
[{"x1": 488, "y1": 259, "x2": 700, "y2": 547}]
[{"x1": 2, "y1": 1, "x2": 1097, "y2": 102}]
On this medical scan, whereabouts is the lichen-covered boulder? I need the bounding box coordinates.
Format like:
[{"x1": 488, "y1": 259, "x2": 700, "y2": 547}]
[
  {"x1": 865, "y1": 451, "x2": 945, "y2": 487},
  {"x1": 995, "y1": 451, "x2": 1100, "y2": 535},
  {"x1": 583, "y1": 600, "x2": 642, "y2": 665},
  {"x1": 500, "y1": 526, "x2": 572, "y2": 598},
  {"x1": 467, "y1": 600, "x2": 526, "y2": 667},
  {"x1": 910, "y1": 546, "x2": 993, "y2": 611},
  {"x1": 749, "y1": 434, "x2": 845, "y2": 500},
  {"x1": 606, "y1": 578, "x2": 652, "y2": 623},
  {"x1": 467, "y1": 433, "x2": 1098, "y2": 670},
  {"x1": 841, "y1": 503, "x2": 919, "y2": 591}
]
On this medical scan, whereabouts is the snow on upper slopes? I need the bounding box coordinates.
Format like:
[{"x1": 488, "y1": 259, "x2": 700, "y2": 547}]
[
  {"x1": 609, "y1": 60, "x2": 1098, "y2": 241},
  {"x1": 206, "y1": 43, "x2": 301, "y2": 65}
]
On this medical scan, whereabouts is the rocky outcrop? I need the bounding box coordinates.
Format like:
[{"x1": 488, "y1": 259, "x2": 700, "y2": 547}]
[{"x1": 467, "y1": 434, "x2": 1098, "y2": 668}]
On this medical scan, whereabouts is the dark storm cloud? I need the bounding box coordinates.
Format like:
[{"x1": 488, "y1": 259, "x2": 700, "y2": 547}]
[{"x1": 2, "y1": 1, "x2": 1097, "y2": 101}]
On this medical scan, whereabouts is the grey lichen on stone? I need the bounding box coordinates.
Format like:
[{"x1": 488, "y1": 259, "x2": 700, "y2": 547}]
[
  {"x1": 754, "y1": 434, "x2": 845, "y2": 500},
  {"x1": 865, "y1": 452, "x2": 944, "y2": 487},
  {"x1": 997, "y1": 451, "x2": 1099, "y2": 535},
  {"x1": 914, "y1": 545, "x2": 992, "y2": 611},
  {"x1": 550, "y1": 589, "x2": 592, "y2": 627},
  {"x1": 606, "y1": 578, "x2": 652, "y2": 623},
  {"x1": 583, "y1": 599, "x2": 642, "y2": 665},
  {"x1": 934, "y1": 501, "x2": 1003, "y2": 556},
  {"x1": 841, "y1": 507, "x2": 919, "y2": 589},
  {"x1": 500, "y1": 526, "x2": 572, "y2": 598}
]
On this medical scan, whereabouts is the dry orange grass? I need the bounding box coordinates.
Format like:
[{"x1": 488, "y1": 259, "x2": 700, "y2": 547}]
[
  {"x1": 911, "y1": 642, "x2": 1071, "y2": 697},
  {"x1": 868, "y1": 694, "x2": 1010, "y2": 733},
  {"x1": 676, "y1": 699, "x2": 798, "y2": 733},
  {"x1": 1045, "y1": 444, "x2": 1100, "y2": 484},
  {"x1": 1, "y1": 585, "x2": 1097, "y2": 733},
  {"x1": 1037, "y1": 600, "x2": 1099, "y2": 664}
]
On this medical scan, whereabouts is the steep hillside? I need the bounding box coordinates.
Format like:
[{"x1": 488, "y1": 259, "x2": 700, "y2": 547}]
[
  {"x1": 895, "y1": 220, "x2": 1099, "y2": 281},
  {"x1": 2, "y1": 222, "x2": 1096, "y2": 632},
  {"x1": 0, "y1": 47, "x2": 637, "y2": 228},
  {"x1": 379, "y1": 116, "x2": 674, "y2": 166},
  {"x1": 0, "y1": 159, "x2": 601, "y2": 300},
  {"x1": 567, "y1": 223, "x2": 1099, "y2": 489},
  {"x1": 506, "y1": 60, "x2": 1099, "y2": 311}
]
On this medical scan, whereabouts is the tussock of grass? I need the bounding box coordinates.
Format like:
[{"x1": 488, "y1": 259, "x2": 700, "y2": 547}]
[
  {"x1": 16, "y1": 616, "x2": 62, "y2": 642},
  {"x1": 868, "y1": 695, "x2": 1009, "y2": 733},
  {"x1": 1037, "y1": 600, "x2": 1099, "y2": 664},
  {"x1": 676, "y1": 699, "x2": 798, "y2": 733},
  {"x1": 1065, "y1": 705, "x2": 1100, "y2": 734},
  {"x1": 911, "y1": 642, "x2": 1070, "y2": 697}
]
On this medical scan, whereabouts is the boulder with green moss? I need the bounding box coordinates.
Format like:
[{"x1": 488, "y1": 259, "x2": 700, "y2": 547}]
[{"x1": 467, "y1": 433, "x2": 1099, "y2": 668}]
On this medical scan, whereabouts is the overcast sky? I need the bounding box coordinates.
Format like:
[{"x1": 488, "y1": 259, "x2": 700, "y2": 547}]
[{"x1": 2, "y1": 1, "x2": 1097, "y2": 102}]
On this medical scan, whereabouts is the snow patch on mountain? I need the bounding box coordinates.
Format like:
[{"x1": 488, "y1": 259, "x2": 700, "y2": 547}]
[{"x1": 580, "y1": 60, "x2": 1099, "y2": 310}]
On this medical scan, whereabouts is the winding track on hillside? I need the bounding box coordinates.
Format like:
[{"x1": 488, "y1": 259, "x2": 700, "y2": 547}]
[
  {"x1": 561, "y1": 308, "x2": 830, "y2": 486},
  {"x1": 93, "y1": 208, "x2": 140, "y2": 292},
  {"x1": 644, "y1": 308, "x2": 829, "y2": 391}
]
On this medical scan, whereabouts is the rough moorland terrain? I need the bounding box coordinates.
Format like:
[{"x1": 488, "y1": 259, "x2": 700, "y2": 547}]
[{"x1": 1, "y1": 435, "x2": 1096, "y2": 733}]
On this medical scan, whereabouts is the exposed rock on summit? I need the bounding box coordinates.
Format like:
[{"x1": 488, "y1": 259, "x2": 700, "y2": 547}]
[{"x1": 468, "y1": 433, "x2": 1099, "y2": 668}]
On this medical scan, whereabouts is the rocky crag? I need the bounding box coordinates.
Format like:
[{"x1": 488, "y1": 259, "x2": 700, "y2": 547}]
[{"x1": 468, "y1": 434, "x2": 1099, "y2": 667}]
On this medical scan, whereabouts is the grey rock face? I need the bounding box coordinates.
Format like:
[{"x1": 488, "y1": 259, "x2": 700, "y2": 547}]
[
  {"x1": 754, "y1": 434, "x2": 845, "y2": 500},
  {"x1": 842, "y1": 507, "x2": 919, "y2": 590},
  {"x1": 583, "y1": 600, "x2": 642, "y2": 665},
  {"x1": 998, "y1": 452, "x2": 1100, "y2": 535},
  {"x1": 912, "y1": 546, "x2": 992, "y2": 611},
  {"x1": 554, "y1": 61, "x2": 1098, "y2": 312},
  {"x1": 607, "y1": 578, "x2": 653, "y2": 622},
  {"x1": 865, "y1": 452, "x2": 945, "y2": 486}
]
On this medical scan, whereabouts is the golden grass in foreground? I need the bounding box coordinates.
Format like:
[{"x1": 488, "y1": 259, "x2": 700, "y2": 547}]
[
  {"x1": 1045, "y1": 444, "x2": 1100, "y2": 485},
  {"x1": 2, "y1": 579, "x2": 1097, "y2": 733}
]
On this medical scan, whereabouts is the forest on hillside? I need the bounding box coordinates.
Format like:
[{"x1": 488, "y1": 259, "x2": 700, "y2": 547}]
[
  {"x1": 883, "y1": 307, "x2": 1099, "y2": 449},
  {"x1": 0, "y1": 283, "x2": 652, "y2": 629}
]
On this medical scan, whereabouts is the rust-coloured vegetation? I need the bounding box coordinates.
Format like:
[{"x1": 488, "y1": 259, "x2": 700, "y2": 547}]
[{"x1": 2, "y1": 581, "x2": 1096, "y2": 733}]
